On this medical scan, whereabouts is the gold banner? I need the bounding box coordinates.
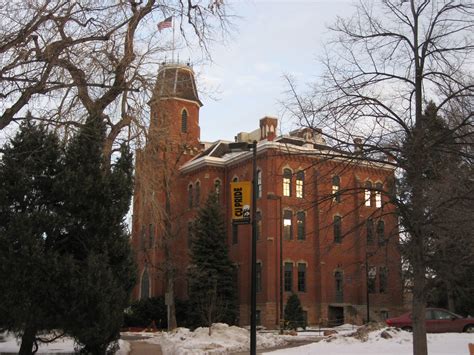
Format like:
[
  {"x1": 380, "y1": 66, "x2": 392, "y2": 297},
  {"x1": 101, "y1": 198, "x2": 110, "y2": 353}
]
[{"x1": 230, "y1": 181, "x2": 251, "y2": 224}]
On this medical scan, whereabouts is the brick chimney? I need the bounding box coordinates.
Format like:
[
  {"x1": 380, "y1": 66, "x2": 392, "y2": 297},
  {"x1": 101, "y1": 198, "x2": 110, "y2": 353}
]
[{"x1": 259, "y1": 116, "x2": 278, "y2": 141}]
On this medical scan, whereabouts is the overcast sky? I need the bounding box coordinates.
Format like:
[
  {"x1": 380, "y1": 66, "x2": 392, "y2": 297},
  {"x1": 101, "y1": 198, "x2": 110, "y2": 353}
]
[{"x1": 190, "y1": 0, "x2": 357, "y2": 142}]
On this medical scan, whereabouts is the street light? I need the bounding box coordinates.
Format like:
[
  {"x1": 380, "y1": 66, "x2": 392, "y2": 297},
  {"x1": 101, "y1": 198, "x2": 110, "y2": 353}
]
[
  {"x1": 229, "y1": 140, "x2": 258, "y2": 355},
  {"x1": 267, "y1": 193, "x2": 283, "y2": 333}
]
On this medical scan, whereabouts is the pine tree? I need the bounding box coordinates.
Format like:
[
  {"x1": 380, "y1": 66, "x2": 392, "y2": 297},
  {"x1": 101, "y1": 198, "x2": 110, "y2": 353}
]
[
  {"x1": 59, "y1": 117, "x2": 136, "y2": 355},
  {"x1": 284, "y1": 294, "x2": 305, "y2": 330},
  {"x1": 188, "y1": 193, "x2": 237, "y2": 330},
  {"x1": 0, "y1": 122, "x2": 65, "y2": 355}
]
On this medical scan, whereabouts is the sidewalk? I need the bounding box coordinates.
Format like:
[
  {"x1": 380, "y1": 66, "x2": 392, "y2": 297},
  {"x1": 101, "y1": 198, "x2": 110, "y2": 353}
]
[
  {"x1": 128, "y1": 340, "x2": 163, "y2": 355},
  {"x1": 231, "y1": 340, "x2": 315, "y2": 355}
]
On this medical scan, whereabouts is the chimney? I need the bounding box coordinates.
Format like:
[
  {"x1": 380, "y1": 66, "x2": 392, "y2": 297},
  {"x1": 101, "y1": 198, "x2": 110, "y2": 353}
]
[
  {"x1": 353, "y1": 138, "x2": 363, "y2": 153},
  {"x1": 259, "y1": 116, "x2": 278, "y2": 141}
]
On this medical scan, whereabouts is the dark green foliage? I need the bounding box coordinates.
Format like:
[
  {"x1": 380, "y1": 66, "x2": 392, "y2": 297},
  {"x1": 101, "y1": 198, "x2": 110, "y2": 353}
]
[
  {"x1": 59, "y1": 117, "x2": 136, "y2": 354},
  {"x1": 187, "y1": 193, "x2": 237, "y2": 328},
  {"x1": 0, "y1": 118, "x2": 136, "y2": 355},
  {"x1": 400, "y1": 101, "x2": 474, "y2": 317},
  {"x1": 124, "y1": 297, "x2": 167, "y2": 328},
  {"x1": 0, "y1": 122, "x2": 65, "y2": 353},
  {"x1": 284, "y1": 294, "x2": 305, "y2": 330}
]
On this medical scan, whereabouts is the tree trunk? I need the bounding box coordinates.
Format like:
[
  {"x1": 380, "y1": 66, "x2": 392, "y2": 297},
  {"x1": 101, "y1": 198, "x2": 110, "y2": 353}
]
[
  {"x1": 19, "y1": 325, "x2": 36, "y2": 355},
  {"x1": 412, "y1": 259, "x2": 427, "y2": 355},
  {"x1": 167, "y1": 278, "x2": 177, "y2": 329}
]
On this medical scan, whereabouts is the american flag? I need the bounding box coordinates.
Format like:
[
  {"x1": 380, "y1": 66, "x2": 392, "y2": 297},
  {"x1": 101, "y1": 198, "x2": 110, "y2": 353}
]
[{"x1": 158, "y1": 17, "x2": 172, "y2": 32}]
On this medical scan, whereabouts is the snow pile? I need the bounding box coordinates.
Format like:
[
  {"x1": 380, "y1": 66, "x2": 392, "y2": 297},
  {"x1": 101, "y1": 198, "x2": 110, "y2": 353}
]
[
  {"x1": 265, "y1": 325, "x2": 474, "y2": 355},
  {"x1": 0, "y1": 333, "x2": 129, "y2": 355},
  {"x1": 147, "y1": 323, "x2": 287, "y2": 354}
]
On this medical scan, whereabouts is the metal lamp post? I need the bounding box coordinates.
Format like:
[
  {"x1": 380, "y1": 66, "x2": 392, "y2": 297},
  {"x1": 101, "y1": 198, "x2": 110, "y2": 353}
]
[
  {"x1": 229, "y1": 140, "x2": 258, "y2": 355},
  {"x1": 250, "y1": 140, "x2": 257, "y2": 355}
]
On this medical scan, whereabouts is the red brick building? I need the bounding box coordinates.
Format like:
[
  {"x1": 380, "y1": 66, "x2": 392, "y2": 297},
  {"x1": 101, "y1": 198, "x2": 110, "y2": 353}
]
[{"x1": 131, "y1": 63, "x2": 404, "y2": 328}]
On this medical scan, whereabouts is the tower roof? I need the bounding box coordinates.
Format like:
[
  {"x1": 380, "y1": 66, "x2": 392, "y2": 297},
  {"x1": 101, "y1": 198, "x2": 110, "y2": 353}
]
[{"x1": 151, "y1": 63, "x2": 202, "y2": 106}]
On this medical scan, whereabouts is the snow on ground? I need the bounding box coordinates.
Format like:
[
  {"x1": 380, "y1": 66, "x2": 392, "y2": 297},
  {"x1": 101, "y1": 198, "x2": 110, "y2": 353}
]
[
  {"x1": 263, "y1": 326, "x2": 474, "y2": 355},
  {"x1": 144, "y1": 323, "x2": 287, "y2": 354},
  {"x1": 0, "y1": 332, "x2": 130, "y2": 355}
]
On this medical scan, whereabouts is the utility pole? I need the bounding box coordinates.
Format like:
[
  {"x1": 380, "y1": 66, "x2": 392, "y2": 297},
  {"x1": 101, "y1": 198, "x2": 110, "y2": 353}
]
[{"x1": 250, "y1": 140, "x2": 257, "y2": 355}]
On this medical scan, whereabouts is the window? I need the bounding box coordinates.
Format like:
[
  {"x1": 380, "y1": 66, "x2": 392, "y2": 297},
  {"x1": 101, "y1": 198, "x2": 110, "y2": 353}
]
[
  {"x1": 232, "y1": 224, "x2": 238, "y2": 245},
  {"x1": 332, "y1": 175, "x2": 341, "y2": 202},
  {"x1": 377, "y1": 220, "x2": 385, "y2": 246},
  {"x1": 298, "y1": 263, "x2": 306, "y2": 292},
  {"x1": 335, "y1": 271, "x2": 343, "y2": 302},
  {"x1": 232, "y1": 176, "x2": 239, "y2": 183},
  {"x1": 380, "y1": 310, "x2": 389, "y2": 320},
  {"x1": 188, "y1": 221, "x2": 194, "y2": 245},
  {"x1": 256, "y1": 310, "x2": 261, "y2": 326},
  {"x1": 296, "y1": 171, "x2": 304, "y2": 198},
  {"x1": 284, "y1": 262, "x2": 293, "y2": 292},
  {"x1": 283, "y1": 210, "x2": 293, "y2": 240},
  {"x1": 257, "y1": 169, "x2": 262, "y2": 198},
  {"x1": 283, "y1": 169, "x2": 292, "y2": 197},
  {"x1": 364, "y1": 181, "x2": 372, "y2": 207},
  {"x1": 140, "y1": 225, "x2": 146, "y2": 250},
  {"x1": 181, "y1": 109, "x2": 188, "y2": 133},
  {"x1": 195, "y1": 181, "x2": 200, "y2": 207},
  {"x1": 432, "y1": 309, "x2": 455, "y2": 320},
  {"x1": 256, "y1": 211, "x2": 262, "y2": 240},
  {"x1": 149, "y1": 223, "x2": 154, "y2": 248},
  {"x1": 375, "y1": 182, "x2": 383, "y2": 208},
  {"x1": 379, "y1": 266, "x2": 388, "y2": 293},
  {"x1": 188, "y1": 184, "x2": 193, "y2": 208},
  {"x1": 333, "y1": 215, "x2": 342, "y2": 243},
  {"x1": 368, "y1": 266, "x2": 376, "y2": 293},
  {"x1": 366, "y1": 219, "x2": 374, "y2": 245},
  {"x1": 256, "y1": 262, "x2": 262, "y2": 293},
  {"x1": 140, "y1": 267, "x2": 150, "y2": 300},
  {"x1": 297, "y1": 211, "x2": 305, "y2": 240},
  {"x1": 214, "y1": 179, "x2": 221, "y2": 199}
]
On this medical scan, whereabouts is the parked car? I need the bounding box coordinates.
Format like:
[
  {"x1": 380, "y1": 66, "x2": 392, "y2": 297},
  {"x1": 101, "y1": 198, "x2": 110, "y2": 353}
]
[{"x1": 386, "y1": 308, "x2": 474, "y2": 333}]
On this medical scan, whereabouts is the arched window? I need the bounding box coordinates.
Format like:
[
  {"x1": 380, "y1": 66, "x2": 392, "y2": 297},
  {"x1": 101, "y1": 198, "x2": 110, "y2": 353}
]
[
  {"x1": 257, "y1": 169, "x2": 262, "y2": 198},
  {"x1": 188, "y1": 184, "x2": 193, "y2": 208},
  {"x1": 333, "y1": 215, "x2": 342, "y2": 243},
  {"x1": 256, "y1": 210, "x2": 262, "y2": 240},
  {"x1": 140, "y1": 267, "x2": 150, "y2": 300},
  {"x1": 297, "y1": 211, "x2": 305, "y2": 240},
  {"x1": 298, "y1": 263, "x2": 307, "y2": 292},
  {"x1": 296, "y1": 171, "x2": 304, "y2": 198},
  {"x1": 195, "y1": 181, "x2": 201, "y2": 207},
  {"x1": 232, "y1": 176, "x2": 239, "y2": 183},
  {"x1": 366, "y1": 218, "x2": 374, "y2": 245},
  {"x1": 335, "y1": 271, "x2": 343, "y2": 302},
  {"x1": 332, "y1": 175, "x2": 341, "y2": 202},
  {"x1": 181, "y1": 109, "x2": 188, "y2": 133},
  {"x1": 214, "y1": 179, "x2": 221, "y2": 199},
  {"x1": 377, "y1": 220, "x2": 385, "y2": 245},
  {"x1": 364, "y1": 181, "x2": 372, "y2": 207},
  {"x1": 283, "y1": 169, "x2": 292, "y2": 197},
  {"x1": 284, "y1": 262, "x2": 293, "y2": 292},
  {"x1": 256, "y1": 261, "x2": 262, "y2": 293},
  {"x1": 283, "y1": 210, "x2": 293, "y2": 240},
  {"x1": 375, "y1": 182, "x2": 383, "y2": 208}
]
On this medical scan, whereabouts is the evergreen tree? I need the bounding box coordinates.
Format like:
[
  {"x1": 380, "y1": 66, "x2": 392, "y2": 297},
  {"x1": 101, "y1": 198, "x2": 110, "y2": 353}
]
[
  {"x1": 59, "y1": 117, "x2": 136, "y2": 355},
  {"x1": 284, "y1": 294, "x2": 305, "y2": 330},
  {"x1": 188, "y1": 193, "x2": 237, "y2": 330},
  {"x1": 0, "y1": 122, "x2": 65, "y2": 355}
]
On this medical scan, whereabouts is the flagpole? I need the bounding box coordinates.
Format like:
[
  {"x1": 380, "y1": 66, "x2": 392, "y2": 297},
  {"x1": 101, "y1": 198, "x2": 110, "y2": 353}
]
[{"x1": 172, "y1": 17, "x2": 175, "y2": 63}]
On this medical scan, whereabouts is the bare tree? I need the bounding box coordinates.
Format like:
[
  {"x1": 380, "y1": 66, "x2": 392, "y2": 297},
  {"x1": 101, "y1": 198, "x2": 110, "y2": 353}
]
[
  {"x1": 283, "y1": 1, "x2": 474, "y2": 354},
  {"x1": 0, "y1": 0, "x2": 230, "y2": 162}
]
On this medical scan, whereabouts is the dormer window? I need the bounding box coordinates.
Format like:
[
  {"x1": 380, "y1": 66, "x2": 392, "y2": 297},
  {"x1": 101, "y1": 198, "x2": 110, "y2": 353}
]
[{"x1": 181, "y1": 109, "x2": 188, "y2": 133}]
